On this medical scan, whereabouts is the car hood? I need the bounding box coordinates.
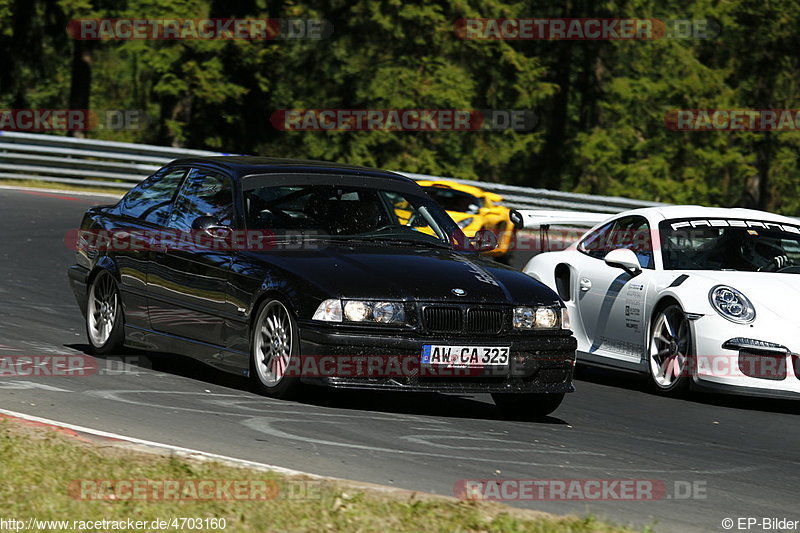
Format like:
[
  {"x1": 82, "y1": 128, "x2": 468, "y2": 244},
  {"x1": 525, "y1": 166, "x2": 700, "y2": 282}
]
[
  {"x1": 244, "y1": 244, "x2": 560, "y2": 305},
  {"x1": 675, "y1": 270, "x2": 800, "y2": 319}
]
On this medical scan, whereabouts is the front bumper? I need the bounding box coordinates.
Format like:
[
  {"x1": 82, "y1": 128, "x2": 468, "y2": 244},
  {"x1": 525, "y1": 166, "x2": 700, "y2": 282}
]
[
  {"x1": 691, "y1": 314, "x2": 800, "y2": 399},
  {"x1": 297, "y1": 324, "x2": 577, "y2": 394}
]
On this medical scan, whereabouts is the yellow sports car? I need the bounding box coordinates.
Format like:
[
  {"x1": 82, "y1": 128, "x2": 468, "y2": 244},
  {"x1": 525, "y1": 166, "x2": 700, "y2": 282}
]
[{"x1": 417, "y1": 180, "x2": 515, "y2": 258}]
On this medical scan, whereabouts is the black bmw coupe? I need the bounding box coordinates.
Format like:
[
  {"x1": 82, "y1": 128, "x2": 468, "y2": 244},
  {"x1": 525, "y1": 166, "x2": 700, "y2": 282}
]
[{"x1": 68, "y1": 157, "x2": 576, "y2": 417}]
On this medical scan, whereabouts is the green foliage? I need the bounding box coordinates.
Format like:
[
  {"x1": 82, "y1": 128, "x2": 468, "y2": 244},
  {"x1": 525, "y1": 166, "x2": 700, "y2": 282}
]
[{"x1": 2, "y1": 0, "x2": 800, "y2": 214}]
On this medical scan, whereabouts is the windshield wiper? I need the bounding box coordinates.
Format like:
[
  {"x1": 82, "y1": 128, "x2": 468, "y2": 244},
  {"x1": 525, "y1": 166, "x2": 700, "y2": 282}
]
[{"x1": 340, "y1": 236, "x2": 452, "y2": 250}]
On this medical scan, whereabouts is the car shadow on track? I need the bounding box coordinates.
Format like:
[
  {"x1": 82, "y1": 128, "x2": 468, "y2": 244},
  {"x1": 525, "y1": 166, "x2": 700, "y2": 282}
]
[
  {"x1": 65, "y1": 344, "x2": 569, "y2": 424},
  {"x1": 297, "y1": 388, "x2": 569, "y2": 425},
  {"x1": 575, "y1": 364, "x2": 800, "y2": 415}
]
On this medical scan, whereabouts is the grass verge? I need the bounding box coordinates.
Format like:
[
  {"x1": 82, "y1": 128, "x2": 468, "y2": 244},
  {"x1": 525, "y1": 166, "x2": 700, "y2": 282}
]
[
  {"x1": 0, "y1": 419, "x2": 643, "y2": 532},
  {"x1": 0, "y1": 179, "x2": 126, "y2": 196}
]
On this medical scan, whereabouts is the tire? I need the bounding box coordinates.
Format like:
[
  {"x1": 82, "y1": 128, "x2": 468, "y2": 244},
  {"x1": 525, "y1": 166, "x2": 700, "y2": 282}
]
[
  {"x1": 491, "y1": 392, "x2": 565, "y2": 419},
  {"x1": 648, "y1": 303, "x2": 692, "y2": 394},
  {"x1": 250, "y1": 298, "x2": 302, "y2": 399},
  {"x1": 86, "y1": 270, "x2": 125, "y2": 355}
]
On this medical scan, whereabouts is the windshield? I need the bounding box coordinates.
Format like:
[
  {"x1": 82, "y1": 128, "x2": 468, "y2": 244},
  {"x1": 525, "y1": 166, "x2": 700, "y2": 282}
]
[
  {"x1": 422, "y1": 187, "x2": 483, "y2": 214},
  {"x1": 660, "y1": 218, "x2": 800, "y2": 272},
  {"x1": 243, "y1": 182, "x2": 460, "y2": 248}
]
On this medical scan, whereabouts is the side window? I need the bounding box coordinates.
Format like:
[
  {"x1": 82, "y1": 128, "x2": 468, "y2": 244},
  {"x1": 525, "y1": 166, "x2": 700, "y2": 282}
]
[
  {"x1": 169, "y1": 168, "x2": 234, "y2": 231},
  {"x1": 117, "y1": 167, "x2": 187, "y2": 225},
  {"x1": 579, "y1": 221, "x2": 616, "y2": 260},
  {"x1": 579, "y1": 217, "x2": 653, "y2": 269},
  {"x1": 610, "y1": 216, "x2": 654, "y2": 269}
]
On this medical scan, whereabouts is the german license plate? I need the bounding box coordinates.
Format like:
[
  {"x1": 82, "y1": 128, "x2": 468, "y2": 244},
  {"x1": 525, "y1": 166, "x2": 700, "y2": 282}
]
[{"x1": 421, "y1": 345, "x2": 510, "y2": 367}]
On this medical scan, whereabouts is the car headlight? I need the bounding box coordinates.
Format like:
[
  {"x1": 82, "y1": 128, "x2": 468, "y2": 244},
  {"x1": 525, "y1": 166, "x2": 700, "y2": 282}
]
[
  {"x1": 372, "y1": 301, "x2": 405, "y2": 323},
  {"x1": 312, "y1": 299, "x2": 343, "y2": 322},
  {"x1": 513, "y1": 306, "x2": 562, "y2": 329},
  {"x1": 457, "y1": 217, "x2": 475, "y2": 229},
  {"x1": 709, "y1": 285, "x2": 756, "y2": 324},
  {"x1": 313, "y1": 299, "x2": 405, "y2": 324},
  {"x1": 344, "y1": 300, "x2": 371, "y2": 321}
]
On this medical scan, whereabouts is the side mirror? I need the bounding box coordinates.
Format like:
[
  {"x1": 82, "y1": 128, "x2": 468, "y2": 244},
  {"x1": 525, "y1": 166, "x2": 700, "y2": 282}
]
[
  {"x1": 409, "y1": 213, "x2": 427, "y2": 228},
  {"x1": 604, "y1": 248, "x2": 642, "y2": 276},
  {"x1": 470, "y1": 229, "x2": 498, "y2": 252},
  {"x1": 192, "y1": 216, "x2": 232, "y2": 236}
]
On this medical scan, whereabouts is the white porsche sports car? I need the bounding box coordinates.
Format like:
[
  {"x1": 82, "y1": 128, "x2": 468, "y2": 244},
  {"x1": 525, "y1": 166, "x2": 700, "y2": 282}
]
[{"x1": 514, "y1": 205, "x2": 800, "y2": 399}]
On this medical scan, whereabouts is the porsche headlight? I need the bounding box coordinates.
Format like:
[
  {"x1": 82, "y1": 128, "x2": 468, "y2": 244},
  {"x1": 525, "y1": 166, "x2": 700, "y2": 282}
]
[
  {"x1": 514, "y1": 306, "x2": 562, "y2": 329},
  {"x1": 709, "y1": 285, "x2": 756, "y2": 324},
  {"x1": 314, "y1": 299, "x2": 405, "y2": 324},
  {"x1": 457, "y1": 217, "x2": 475, "y2": 229}
]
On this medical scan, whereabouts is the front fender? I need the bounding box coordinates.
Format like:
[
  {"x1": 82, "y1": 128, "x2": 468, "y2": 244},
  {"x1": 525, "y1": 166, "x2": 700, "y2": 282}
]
[{"x1": 91, "y1": 255, "x2": 121, "y2": 281}]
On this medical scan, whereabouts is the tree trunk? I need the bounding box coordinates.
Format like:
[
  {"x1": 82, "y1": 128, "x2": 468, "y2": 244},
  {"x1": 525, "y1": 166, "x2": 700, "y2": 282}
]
[
  {"x1": 68, "y1": 40, "x2": 92, "y2": 138},
  {"x1": 746, "y1": 135, "x2": 773, "y2": 210}
]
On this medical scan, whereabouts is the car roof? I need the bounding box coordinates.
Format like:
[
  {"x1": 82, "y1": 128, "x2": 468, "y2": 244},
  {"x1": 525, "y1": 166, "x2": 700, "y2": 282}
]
[
  {"x1": 617, "y1": 205, "x2": 799, "y2": 225},
  {"x1": 167, "y1": 156, "x2": 416, "y2": 183}
]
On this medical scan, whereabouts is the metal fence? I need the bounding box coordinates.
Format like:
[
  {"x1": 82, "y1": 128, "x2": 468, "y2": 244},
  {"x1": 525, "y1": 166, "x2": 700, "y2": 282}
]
[{"x1": 0, "y1": 130, "x2": 663, "y2": 213}]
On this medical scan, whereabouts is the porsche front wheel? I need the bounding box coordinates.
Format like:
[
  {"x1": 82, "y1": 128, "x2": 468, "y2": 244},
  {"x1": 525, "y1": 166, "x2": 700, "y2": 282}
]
[{"x1": 648, "y1": 304, "x2": 692, "y2": 394}]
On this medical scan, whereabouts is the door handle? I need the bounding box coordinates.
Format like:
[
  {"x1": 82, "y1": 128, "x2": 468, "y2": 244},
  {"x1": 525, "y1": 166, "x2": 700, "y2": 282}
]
[{"x1": 579, "y1": 278, "x2": 592, "y2": 292}]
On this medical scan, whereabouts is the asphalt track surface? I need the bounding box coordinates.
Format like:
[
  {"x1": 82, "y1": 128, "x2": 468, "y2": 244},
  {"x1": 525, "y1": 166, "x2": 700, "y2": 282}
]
[{"x1": 1, "y1": 187, "x2": 798, "y2": 533}]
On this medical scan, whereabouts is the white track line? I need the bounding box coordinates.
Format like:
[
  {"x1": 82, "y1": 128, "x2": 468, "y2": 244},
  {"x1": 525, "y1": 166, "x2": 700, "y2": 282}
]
[
  {"x1": 0, "y1": 407, "x2": 467, "y2": 500},
  {"x1": 0, "y1": 407, "x2": 323, "y2": 478}
]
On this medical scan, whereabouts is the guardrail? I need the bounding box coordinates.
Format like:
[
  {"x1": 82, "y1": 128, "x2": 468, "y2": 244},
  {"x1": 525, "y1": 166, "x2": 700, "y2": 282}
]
[{"x1": 0, "y1": 131, "x2": 663, "y2": 212}]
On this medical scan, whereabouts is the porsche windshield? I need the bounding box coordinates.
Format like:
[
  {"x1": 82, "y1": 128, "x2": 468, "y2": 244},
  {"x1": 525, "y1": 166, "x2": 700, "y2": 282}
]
[
  {"x1": 660, "y1": 218, "x2": 800, "y2": 272},
  {"x1": 243, "y1": 183, "x2": 458, "y2": 247}
]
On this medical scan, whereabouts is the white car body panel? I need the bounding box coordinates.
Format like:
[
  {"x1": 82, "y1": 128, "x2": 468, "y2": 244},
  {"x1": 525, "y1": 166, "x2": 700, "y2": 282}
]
[{"x1": 520, "y1": 205, "x2": 800, "y2": 399}]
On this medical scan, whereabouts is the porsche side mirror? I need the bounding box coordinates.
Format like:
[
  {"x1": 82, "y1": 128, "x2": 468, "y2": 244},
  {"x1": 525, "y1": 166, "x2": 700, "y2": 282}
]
[
  {"x1": 470, "y1": 229, "x2": 498, "y2": 252},
  {"x1": 604, "y1": 248, "x2": 642, "y2": 276}
]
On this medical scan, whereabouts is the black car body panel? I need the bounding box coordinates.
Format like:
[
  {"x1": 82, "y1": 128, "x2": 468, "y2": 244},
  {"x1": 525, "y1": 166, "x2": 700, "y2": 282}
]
[{"x1": 69, "y1": 157, "x2": 577, "y2": 393}]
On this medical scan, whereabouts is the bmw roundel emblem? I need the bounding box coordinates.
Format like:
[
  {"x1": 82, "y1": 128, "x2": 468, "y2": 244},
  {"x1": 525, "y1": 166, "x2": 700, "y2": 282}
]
[{"x1": 452, "y1": 288, "x2": 467, "y2": 296}]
